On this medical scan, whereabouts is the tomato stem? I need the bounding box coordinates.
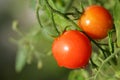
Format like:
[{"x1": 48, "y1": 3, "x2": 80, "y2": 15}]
[
  {"x1": 51, "y1": 12, "x2": 60, "y2": 35},
  {"x1": 108, "y1": 30, "x2": 118, "y2": 65},
  {"x1": 82, "y1": 32, "x2": 108, "y2": 58},
  {"x1": 108, "y1": 30, "x2": 114, "y2": 53},
  {"x1": 45, "y1": 0, "x2": 79, "y2": 29},
  {"x1": 64, "y1": 12, "x2": 74, "y2": 15},
  {"x1": 91, "y1": 40, "x2": 108, "y2": 58},
  {"x1": 97, "y1": 43, "x2": 108, "y2": 46},
  {"x1": 64, "y1": 6, "x2": 84, "y2": 20},
  {"x1": 90, "y1": 58, "x2": 98, "y2": 68},
  {"x1": 36, "y1": 0, "x2": 43, "y2": 28}
]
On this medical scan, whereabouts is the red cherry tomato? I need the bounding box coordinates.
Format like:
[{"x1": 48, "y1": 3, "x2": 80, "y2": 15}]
[
  {"x1": 78, "y1": 5, "x2": 113, "y2": 39},
  {"x1": 52, "y1": 30, "x2": 92, "y2": 69}
]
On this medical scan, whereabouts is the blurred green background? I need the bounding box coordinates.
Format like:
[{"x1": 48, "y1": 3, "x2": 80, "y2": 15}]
[{"x1": 0, "y1": 0, "x2": 70, "y2": 80}]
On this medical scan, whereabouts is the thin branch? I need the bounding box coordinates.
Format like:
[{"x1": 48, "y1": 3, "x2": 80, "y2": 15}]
[
  {"x1": 93, "y1": 49, "x2": 120, "y2": 80},
  {"x1": 51, "y1": 12, "x2": 60, "y2": 35},
  {"x1": 36, "y1": 0, "x2": 43, "y2": 28},
  {"x1": 108, "y1": 31, "x2": 114, "y2": 53},
  {"x1": 64, "y1": 12, "x2": 74, "y2": 15},
  {"x1": 90, "y1": 58, "x2": 98, "y2": 68},
  {"x1": 97, "y1": 43, "x2": 108, "y2": 46},
  {"x1": 45, "y1": 0, "x2": 78, "y2": 29},
  {"x1": 91, "y1": 39, "x2": 108, "y2": 59},
  {"x1": 82, "y1": 32, "x2": 107, "y2": 58}
]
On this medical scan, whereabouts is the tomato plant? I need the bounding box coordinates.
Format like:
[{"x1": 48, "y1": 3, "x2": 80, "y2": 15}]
[
  {"x1": 12, "y1": 0, "x2": 120, "y2": 80},
  {"x1": 52, "y1": 30, "x2": 92, "y2": 69},
  {"x1": 78, "y1": 5, "x2": 113, "y2": 39}
]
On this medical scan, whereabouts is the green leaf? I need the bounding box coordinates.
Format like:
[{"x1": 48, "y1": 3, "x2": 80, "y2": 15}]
[
  {"x1": 54, "y1": 14, "x2": 72, "y2": 32},
  {"x1": 113, "y1": 0, "x2": 120, "y2": 47},
  {"x1": 15, "y1": 44, "x2": 29, "y2": 72},
  {"x1": 68, "y1": 69, "x2": 89, "y2": 80}
]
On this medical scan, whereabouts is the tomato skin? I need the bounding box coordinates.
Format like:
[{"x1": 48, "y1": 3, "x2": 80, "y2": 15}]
[
  {"x1": 52, "y1": 30, "x2": 92, "y2": 69},
  {"x1": 78, "y1": 5, "x2": 113, "y2": 39}
]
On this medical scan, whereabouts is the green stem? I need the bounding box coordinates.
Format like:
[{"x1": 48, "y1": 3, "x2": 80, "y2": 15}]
[
  {"x1": 51, "y1": 12, "x2": 60, "y2": 35},
  {"x1": 97, "y1": 43, "x2": 108, "y2": 46},
  {"x1": 108, "y1": 31, "x2": 114, "y2": 53},
  {"x1": 108, "y1": 30, "x2": 118, "y2": 65},
  {"x1": 92, "y1": 39, "x2": 108, "y2": 58},
  {"x1": 90, "y1": 58, "x2": 98, "y2": 68},
  {"x1": 45, "y1": 0, "x2": 78, "y2": 29},
  {"x1": 73, "y1": 7, "x2": 83, "y2": 14},
  {"x1": 36, "y1": 0, "x2": 43, "y2": 28},
  {"x1": 83, "y1": 32, "x2": 107, "y2": 58},
  {"x1": 93, "y1": 49, "x2": 120, "y2": 80},
  {"x1": 64, "y1": 12, "x2": 74, "y2": 15}
]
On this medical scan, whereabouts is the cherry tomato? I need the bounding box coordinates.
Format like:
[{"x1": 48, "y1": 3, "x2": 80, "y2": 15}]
[
  {"x1": 78, "y1": 5, "x2": 113, "y2": 39},
  {"x1": 52, "y1": 30, "x2": 92, "y2": 69}
]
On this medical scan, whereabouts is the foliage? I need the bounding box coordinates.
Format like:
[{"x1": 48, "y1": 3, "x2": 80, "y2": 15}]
[{"x1": 12, "y1": 0, "x2": 120, "y2": 80}]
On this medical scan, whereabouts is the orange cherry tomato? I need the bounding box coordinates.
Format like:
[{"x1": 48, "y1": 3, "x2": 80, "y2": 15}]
[
  {"x1": 52, "y1": 30, "x2": 92, "y2": 69},
  {"x1": 78, "y1": 5, "x2": 113, "y2": 39}
]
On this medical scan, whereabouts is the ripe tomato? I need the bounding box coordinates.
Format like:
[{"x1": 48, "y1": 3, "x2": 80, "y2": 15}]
[
  {"x1": 52, "y1": 30, "x2": 92, "y2": 69},
  {"x1": 78, "y1": 5, "x2": 113, "y2": 39}
]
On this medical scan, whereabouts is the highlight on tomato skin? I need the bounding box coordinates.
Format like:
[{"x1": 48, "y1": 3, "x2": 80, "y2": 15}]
[
  {"x1": 52, "y1": 30, "x2": 92, "y2": 69},
  {"x1": 78, "y1": 5, "x2": 113, "y2": 39}
]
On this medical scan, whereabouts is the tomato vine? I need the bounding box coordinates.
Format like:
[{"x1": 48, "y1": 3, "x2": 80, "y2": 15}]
[
  {"x1": 35, "y1": 0, "x2": 120, "y2": 79},
  {"x1": 13, "y1": 0, "x2": 120, "y2": 80}
]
